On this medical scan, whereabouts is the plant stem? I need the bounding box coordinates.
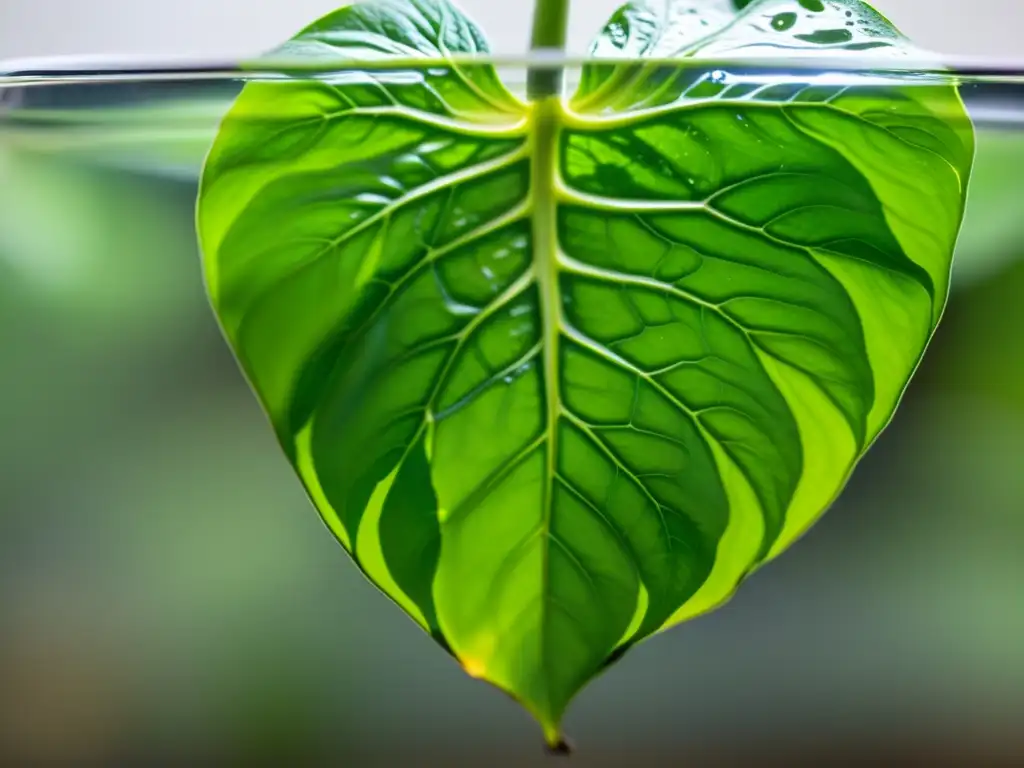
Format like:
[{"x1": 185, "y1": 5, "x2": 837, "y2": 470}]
[{"x1": 527, "y1": 0, "x2": 570, "y2": 99}]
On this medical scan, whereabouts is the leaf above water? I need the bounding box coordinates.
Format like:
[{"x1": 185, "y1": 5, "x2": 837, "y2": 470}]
[{"x1": 196, "y1": 0, "x2": 974, "y2": 746}]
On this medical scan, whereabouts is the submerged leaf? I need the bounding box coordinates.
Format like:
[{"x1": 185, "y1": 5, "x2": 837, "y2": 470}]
[{"x1": 197, "y1": 0, "x2": 974, "y2": 745}]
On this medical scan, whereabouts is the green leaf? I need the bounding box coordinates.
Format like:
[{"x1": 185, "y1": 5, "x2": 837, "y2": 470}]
[{"x1": 196, "y1": 0, "x2": 974, "y2": 746}]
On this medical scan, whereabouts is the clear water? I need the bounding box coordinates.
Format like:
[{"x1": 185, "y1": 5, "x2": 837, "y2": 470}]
[{"x1": 2, "y1": 55, "x2": 1023, "y2": 287}]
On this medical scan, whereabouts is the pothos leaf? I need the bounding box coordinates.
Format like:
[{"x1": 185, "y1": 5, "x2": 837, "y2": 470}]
[{"x1": 197, "y1": 0, "x2": 974, "y2": 746}]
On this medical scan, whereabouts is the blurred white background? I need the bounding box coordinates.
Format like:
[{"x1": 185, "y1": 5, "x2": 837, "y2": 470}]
[{"x1": 0, "y1": 0, "x2": 1022, "y2": 59}]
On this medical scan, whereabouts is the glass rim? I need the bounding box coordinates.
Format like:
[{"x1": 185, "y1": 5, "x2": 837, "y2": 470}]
[{"x1": 6, "y1": 52, "x2": 1024, "y2": 86}]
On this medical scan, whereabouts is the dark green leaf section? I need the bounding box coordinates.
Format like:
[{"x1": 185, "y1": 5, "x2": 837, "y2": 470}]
[
  {"x1": 570, "y1": 0, "x2": 974, "y2": 576},
  {"x1": 561, "y1": 104, "x2": 909, "y2": 452},
  {"x1": 301, "y1": 158, "x2": 531, "y2": 543},
  {"x1": 378, "y1": 433, "x2": 443, "y2": 632},
  {"x1": 197, "y1": 0, "x2": 974, "y2": 748},
  {"x1": 199, "y1": 0, "x2": 529, "y2": 642}
]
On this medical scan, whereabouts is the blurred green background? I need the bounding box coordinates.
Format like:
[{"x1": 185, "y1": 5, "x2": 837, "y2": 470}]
[{"x1": 2, "y1": 8, "x2": 1024, "y2": 764}]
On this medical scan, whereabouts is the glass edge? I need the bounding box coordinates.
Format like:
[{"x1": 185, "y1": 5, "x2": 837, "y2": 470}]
[{"x1": 6, "y1": 51, "x2": 1024, "y2": 81}]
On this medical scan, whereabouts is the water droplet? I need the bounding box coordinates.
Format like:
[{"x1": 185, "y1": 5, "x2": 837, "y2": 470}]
[
  {"x1": 393, "y1": 154, "x2": 423, "y2": 172},
  {"x1": 427, "y1": 67, "x2": 449, "y2": 77},
  {"x1": 355, "y1": 192, "x2": 390, "y2": 205},
  {"x1": 771, "y1": 12, "x2": 797, "y2": 31},
  {"x1": 515, "y1": 362, "x2": 534, "y2": 377},
  {"x1": 419, "y1": 140, "x2": 449, "y2": 154},
  {"x1": 709, "y1": 69, "x2": 727, "y2": 84},
  {"x1": 443, "y1": 297, "x2": 478, "y2": 317}
]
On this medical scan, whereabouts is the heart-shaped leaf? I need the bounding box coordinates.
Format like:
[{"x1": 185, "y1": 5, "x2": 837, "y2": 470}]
[{"x1": 197, "y1": 0, "x2": 974, "y2": 746}]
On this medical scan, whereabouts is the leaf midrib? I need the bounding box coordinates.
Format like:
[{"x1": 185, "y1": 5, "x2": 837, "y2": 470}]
[
  {"x1": 529, "y1": 95, "x2": 563, "y2": 714},
  {"x1": 321, "y1": 94, "x2": 837, "y2": 636},
  {"x1": 282, "y1": 83, "x2": 934, "y2": 666}
]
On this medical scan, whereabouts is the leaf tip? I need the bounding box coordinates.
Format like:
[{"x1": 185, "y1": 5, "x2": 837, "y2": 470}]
[
  {"x1": 461, "y1": 656, "x2": 487, "y2": 679},
  {"x1": 543, "y1": 733, "x2": 574, "y2": 757}
]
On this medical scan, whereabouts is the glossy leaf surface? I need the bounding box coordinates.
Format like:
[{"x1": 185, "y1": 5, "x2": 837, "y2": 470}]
[{"x1": 197, "y1": 0, "x2": 974, "y2": 745}]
